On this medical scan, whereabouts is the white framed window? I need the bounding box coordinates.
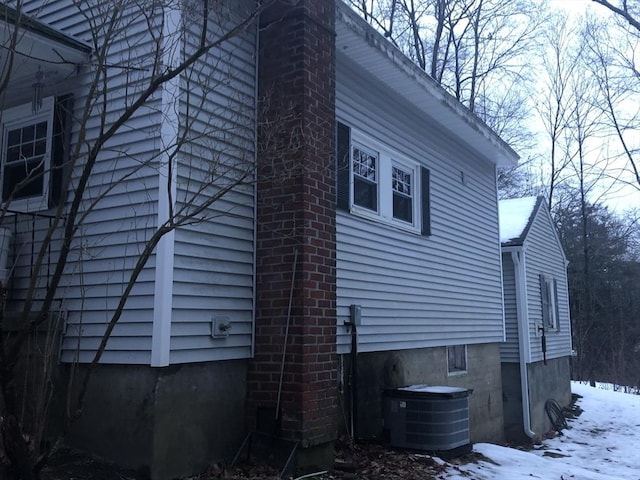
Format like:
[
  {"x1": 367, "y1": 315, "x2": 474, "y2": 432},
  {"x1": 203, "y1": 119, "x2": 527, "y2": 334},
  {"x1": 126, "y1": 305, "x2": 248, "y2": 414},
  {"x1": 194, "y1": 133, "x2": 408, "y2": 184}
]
[
  {"x1": 540, "y1": 274, "x2": 559, "y2": 330},
  {"x1": 352, "y1": 142, "x2": 378, "y2": 212},
  {"x1": 1, "y1": 97, "x2": 55, "y2": 212},
  {"x1": 447, "y1": 344, "x2": 467, "y2": 375},
  {"x1": 392, "y1": 163, "x2": 414, "y2": 223},
  {"x1": 349, "y1": 131, "x2": 421, "y2": 233},
  {"x1": 337, "y1": 122, "x2": 431, "y2": 236}
]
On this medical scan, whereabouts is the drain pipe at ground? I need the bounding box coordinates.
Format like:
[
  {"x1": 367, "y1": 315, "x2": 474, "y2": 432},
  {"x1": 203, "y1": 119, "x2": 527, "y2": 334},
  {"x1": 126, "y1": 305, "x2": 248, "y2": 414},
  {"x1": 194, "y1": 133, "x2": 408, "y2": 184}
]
[{"x1": 511, "y1": 250, "x2": 536, "y2": 439}]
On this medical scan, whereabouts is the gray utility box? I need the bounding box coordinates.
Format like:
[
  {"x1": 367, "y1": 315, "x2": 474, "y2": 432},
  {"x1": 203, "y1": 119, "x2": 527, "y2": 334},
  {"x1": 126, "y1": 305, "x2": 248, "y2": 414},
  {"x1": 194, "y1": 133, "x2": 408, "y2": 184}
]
[{"x1": 382, "y1": 385, "x2": 472, "y2": 451}]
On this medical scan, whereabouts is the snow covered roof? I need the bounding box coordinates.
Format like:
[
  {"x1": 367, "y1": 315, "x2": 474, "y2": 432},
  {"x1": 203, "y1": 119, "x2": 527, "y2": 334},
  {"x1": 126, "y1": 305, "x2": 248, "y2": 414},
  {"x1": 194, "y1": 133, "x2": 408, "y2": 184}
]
[{"x1": 498, "y1": 196, "x2": 542, "y2": 245}]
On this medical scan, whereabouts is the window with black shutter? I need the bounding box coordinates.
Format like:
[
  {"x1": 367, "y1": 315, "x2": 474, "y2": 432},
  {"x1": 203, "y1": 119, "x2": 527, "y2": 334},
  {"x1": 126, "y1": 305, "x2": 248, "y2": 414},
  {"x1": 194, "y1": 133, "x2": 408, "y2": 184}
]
[{"x1": 336, "y1": 121, "x2": 431, "y2": 236}]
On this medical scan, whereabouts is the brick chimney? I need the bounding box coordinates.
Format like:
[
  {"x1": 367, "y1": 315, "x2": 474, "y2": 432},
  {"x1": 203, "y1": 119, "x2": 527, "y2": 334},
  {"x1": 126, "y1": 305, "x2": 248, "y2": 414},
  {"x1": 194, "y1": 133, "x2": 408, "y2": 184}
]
[{"x1": 248, "y1": 0, "x2": 338, "y2": 468}]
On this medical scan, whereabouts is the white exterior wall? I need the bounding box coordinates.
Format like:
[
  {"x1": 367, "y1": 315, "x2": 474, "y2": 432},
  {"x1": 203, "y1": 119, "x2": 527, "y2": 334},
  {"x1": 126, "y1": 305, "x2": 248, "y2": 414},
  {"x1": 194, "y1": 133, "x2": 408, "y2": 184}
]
[
  {"x1": 8, "y1": 2, "x2": 259, "y2": 365},
  {"x1": 523, "y1": 209, "x2": 572, "y2": 362},
  {"x1": 500, "y1": 252, "x2": 519, "y2": 362},
  {"x1": 5, "y1": 2, "x2": 168, "y2": 364},
  {"x1": 336, "y1": 58, "x2": 505, "y2": 354},
  {"x1": 169, "y1": 1, "x2": 257, "y2": 363}
]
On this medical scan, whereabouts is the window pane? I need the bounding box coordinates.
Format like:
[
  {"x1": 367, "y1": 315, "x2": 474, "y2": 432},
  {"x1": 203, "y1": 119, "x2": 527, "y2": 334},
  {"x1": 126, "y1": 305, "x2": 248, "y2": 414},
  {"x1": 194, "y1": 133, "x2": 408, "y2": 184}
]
[
  {"x1": 392, "y1": 166, "x2": 413, "y2": 222},
  {"x1": 353, "y1": 147, "x2": 377, "y2": 181},
  {"x1": 21, "y1": 142, "x2": 34, "y2": 158},
  {"x1": 2, "y1": 160, "x2": 44, "y2": 201},
  {"x1": 7, "y1": 128, "x2": 21, "y2": 145},
  {"x1": 22, "y1": 124, "x2": 35, "y2": 142},
  {"x1": 6, "y1": 146, "x2": 20, "y2": 162},
  {"x1": 392, "y1": 166, "x2": 411, "y2": 195},
  {"x1": 35, "y1": 121, "x2": 48, "y2": 139},
  {"x1": 2, "y1": 118, "x2": 49, "y2": 203},
  {"x1": 393, "y1": 193, "x2": 412, "y2": 222},
  {"x1": 352, "y1": 144, "x2": 378, "y2": 212},
  {"x1": 354, "y1": 177, "x2": 377, "y2": 211},
  {"x1": 2, "y1": 107, "x2": 52, "y2": 208},
  {"x1": 35, "y1": 139, "x2": 47, "y2": 156}
]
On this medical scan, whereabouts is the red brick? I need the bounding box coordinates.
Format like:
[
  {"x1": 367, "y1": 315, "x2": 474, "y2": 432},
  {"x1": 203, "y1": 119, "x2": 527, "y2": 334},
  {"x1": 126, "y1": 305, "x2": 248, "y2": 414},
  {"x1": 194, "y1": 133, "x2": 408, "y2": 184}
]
[{"x1": 247, "y1": 1, "x2": 338, "y2": 447}]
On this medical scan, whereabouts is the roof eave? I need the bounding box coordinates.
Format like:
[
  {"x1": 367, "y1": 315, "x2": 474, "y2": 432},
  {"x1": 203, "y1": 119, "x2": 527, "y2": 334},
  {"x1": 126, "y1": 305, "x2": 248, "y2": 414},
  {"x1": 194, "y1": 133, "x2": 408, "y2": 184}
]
[
  {"x1": 1, "y1": 5, "x2": 91, "y2": 106},
  {"x1": 336, "y1": 2, "x2": 519, "y2": 168},
  {"x1": 1, "y1": 4, "x2": 91, "y2": 54}
]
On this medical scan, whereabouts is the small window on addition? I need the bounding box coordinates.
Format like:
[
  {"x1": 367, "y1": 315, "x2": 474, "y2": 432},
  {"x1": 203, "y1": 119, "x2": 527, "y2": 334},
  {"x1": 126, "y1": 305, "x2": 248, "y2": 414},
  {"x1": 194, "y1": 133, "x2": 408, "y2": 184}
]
[{"x1": 447, "y1": 344, "x2": 467, "y2": 375}]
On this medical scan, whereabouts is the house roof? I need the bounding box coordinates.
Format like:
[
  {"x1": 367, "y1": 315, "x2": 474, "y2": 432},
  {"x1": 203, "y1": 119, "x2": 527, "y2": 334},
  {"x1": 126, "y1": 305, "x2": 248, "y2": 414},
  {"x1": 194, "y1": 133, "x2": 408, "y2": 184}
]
[
  {"x1": 498, "y1": 196, "x2": 543, "y2": 246},
  {"x1": 0, "y1": 4, "x2": 91, "y2": 103},
  {"x1": 335, "y1": 2, "x2": 519, "y2": 168}
]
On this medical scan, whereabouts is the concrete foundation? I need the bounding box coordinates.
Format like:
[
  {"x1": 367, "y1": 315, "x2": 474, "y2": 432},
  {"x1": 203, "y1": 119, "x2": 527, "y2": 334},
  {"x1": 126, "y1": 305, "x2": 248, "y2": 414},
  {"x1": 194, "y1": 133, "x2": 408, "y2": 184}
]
[
  {"x1": 62, "y1": 360, "x2": 248, "y2": 480},
  {"x1": 501, "y1": 356, "x2": 572, "y2": 443},
  {"x1": 341, "y1": 343, "x2": 505, "y2": 445}
]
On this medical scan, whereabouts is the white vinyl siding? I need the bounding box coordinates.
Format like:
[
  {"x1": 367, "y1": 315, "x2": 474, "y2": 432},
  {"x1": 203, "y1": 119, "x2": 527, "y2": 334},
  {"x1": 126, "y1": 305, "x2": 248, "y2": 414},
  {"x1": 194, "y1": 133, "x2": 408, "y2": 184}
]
[
  {"x1": 500, "y1": 252, "x2": 520, "y2": 362},
  {"x1": 523, "y1": 209, "x2": 572, "y2": 362},
  {"x1": 8, "y1": 2, "x2": 259, "y2": 364},
  {"x1": 336, "y1": 58, "x2": 504, "y2": 354},
  {"x1": 169, "y1": 1, "x2": 257, "y2": 363},
  {"x1": 6, "y1": 2, "x2": 165, "y2": 364}
]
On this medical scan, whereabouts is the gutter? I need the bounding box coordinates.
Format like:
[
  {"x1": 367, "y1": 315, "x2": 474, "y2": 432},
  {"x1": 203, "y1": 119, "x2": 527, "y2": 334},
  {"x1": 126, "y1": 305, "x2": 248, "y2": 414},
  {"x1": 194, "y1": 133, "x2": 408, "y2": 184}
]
[{"x1": 509, "y1": 248, "x2": 536, "y2": 439}]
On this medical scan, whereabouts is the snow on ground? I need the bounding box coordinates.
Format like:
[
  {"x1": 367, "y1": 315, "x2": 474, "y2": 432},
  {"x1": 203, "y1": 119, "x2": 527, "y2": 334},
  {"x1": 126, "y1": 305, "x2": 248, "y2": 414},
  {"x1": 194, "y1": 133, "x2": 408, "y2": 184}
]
[{"x1": 445, "y1": 382, "x2": 640, "y2": 480}]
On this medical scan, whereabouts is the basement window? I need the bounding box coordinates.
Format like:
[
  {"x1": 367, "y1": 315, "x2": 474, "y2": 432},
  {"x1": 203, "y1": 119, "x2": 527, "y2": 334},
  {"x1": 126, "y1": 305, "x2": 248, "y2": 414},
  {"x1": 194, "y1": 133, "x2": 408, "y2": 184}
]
[{"x1": 447, "y1": 344, "x2": 467, "y2": 375}]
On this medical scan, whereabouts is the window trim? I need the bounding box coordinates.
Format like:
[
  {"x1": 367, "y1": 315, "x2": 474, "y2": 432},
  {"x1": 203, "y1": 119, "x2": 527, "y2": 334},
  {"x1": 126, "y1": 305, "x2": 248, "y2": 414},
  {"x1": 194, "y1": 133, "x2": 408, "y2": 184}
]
[
  {"x1": 1, "y1": 97, "x2": 55, "y2": 212},
  {"x1": 348, "y1": 129, "x2": 422, "y2": 234}
]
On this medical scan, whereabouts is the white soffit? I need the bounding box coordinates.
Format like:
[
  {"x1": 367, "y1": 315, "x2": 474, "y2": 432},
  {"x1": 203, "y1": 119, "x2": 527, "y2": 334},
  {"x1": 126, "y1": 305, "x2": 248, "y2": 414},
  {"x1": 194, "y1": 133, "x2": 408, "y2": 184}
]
[{"x1": 0, "y1": 6, "x2": 90, "y2": 97}]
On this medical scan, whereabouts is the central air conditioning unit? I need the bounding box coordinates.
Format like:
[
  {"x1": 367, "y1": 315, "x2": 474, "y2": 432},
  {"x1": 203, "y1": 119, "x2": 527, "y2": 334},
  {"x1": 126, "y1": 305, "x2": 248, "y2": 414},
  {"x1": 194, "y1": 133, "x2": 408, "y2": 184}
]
[{"x1": 382, "y1": 385, "x2": 472, "y2": 453}]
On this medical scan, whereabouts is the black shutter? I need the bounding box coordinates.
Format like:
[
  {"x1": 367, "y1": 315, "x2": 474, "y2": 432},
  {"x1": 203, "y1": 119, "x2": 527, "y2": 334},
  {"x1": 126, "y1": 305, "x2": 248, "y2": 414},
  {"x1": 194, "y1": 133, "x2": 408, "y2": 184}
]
[
  {"x1": 336, "y1": 121, "x2": 350, "y2": 211},
  {"x1": 50, "y1": 94, "x2": 74, "y2": 208},
  {"x1": 421, "y1": 166, "x2": 431, "y2": 236}
]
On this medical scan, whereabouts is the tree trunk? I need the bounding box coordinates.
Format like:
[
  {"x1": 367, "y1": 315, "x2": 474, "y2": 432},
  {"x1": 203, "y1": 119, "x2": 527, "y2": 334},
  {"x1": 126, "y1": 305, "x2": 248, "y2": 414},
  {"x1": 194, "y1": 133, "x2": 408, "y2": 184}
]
[{"x1": 0, "y1": 415, "x2": 37, "y2": 480}]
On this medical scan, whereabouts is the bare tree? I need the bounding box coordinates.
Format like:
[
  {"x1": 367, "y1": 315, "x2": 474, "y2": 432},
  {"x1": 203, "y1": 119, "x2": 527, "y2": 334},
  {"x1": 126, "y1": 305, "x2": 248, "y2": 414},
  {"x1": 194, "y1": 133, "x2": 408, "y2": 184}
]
[
  {"x1": 349, "y1": 1, "x2": 546, "y2": 129},
  {"x1": 345, "y1": 0, "x2": 549, "y2": 200},
  {"x1": 587, "y1": 1, "x2": 640, "y2": 191},
  {"x1": 560, "y1": 61, "x2": 612, "y2": 384},
  {"x1": 0, "y1": 1, "x2": 300, "y2": 478},
  {"x1": 534, "y1": 13, "x2": 585, "y2": 210},
  {"x1": 592, "y1": 0, "x2": 640, "y2": 31}
]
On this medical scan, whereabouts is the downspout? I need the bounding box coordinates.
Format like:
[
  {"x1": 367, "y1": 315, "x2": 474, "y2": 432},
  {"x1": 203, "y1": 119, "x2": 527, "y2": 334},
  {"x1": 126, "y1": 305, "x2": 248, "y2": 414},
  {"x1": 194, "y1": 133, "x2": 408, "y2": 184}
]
[
  {"x1": 251, "y1": 10, "x2": 259, "y2": 358},
  {"x1": 345, "y1": 304, "x2": 361, "y2": 439},
  {"x1": 511, "y1": 249, "x2": 536, "y2": 439}
]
